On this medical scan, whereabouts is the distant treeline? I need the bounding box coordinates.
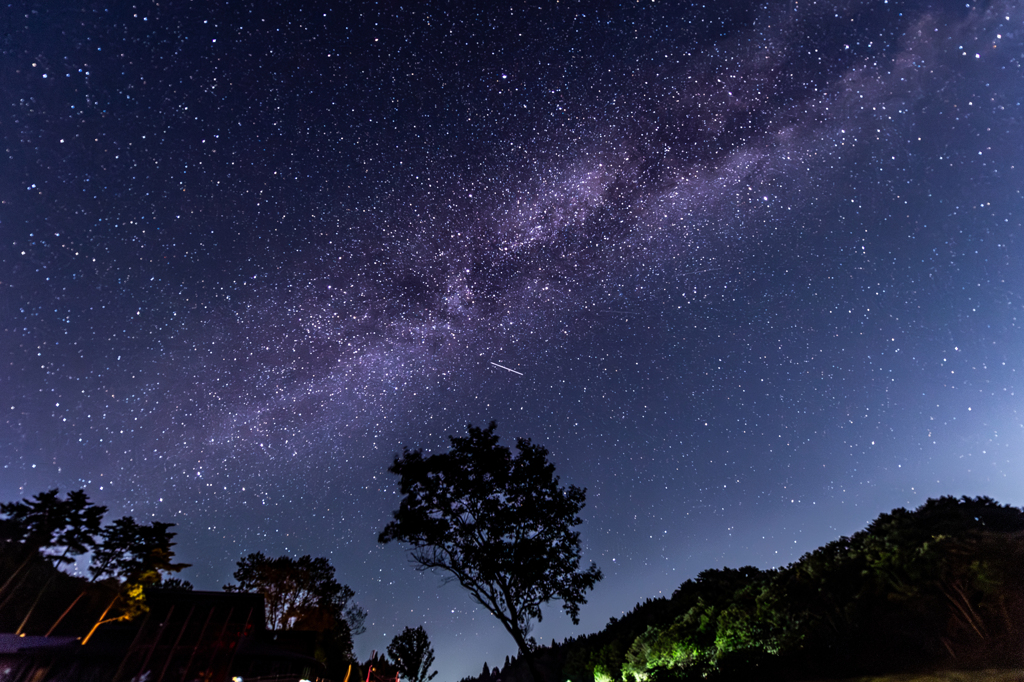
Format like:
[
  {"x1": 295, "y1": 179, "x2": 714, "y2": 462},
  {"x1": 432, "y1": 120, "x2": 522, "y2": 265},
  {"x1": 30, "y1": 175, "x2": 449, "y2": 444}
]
[{"x1": 464, "y1": 496, "x2": 1024, "y2": 682}]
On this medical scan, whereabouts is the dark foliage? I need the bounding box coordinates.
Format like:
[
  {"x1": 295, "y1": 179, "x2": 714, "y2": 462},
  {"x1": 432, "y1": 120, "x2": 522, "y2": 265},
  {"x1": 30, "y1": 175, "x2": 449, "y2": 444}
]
[
  {"x1": 458, "y1": 496, "x2": 1024, "y2": 682},
  {"x1": 387, "y1": 625, "x2": 439, "y2": 682},
  {"x1": 0, "y1": 549, "x2": 96, "y2": 634},
  {"x1": 380, "y1": 421, "x2": 602, "y2": 676},
  {"x1": 151, "y1": 576, "x2": 194, "y2": 591},
  {"x1": 90, "y1": 516, "x2": 190, "y2": 586},
  {"x1": 0, "y1": 489, "x2": 106, "y2": 574},
  {"x1": 225, "y1": 552, "x2": 363, "y2": 632},
  {"x1": 0, "y1": 490, "x2": 189, "y2": 637},
  {"x1": 224, "y1": 552, "x2": 363, "y2": 673}
]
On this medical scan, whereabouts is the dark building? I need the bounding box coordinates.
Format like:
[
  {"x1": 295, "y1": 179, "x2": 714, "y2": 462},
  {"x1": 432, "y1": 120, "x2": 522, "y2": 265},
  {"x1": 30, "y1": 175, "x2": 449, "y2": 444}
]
[{"x1": 0, "y1": 589, "x2": 329, "y2": 682}]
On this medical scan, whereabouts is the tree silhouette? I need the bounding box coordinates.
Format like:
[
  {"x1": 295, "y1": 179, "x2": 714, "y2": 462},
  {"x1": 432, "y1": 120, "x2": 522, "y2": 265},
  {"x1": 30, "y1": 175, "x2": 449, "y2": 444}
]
[
  {"x1": 0, "y1": 489, "x2": 106, "y2": 619},
  {"x1": 225, "y1": 553, "x2": 363, "y2": 674},
  {"x1": 387, "y1": 625, "x2": 438, "y2": 682},
  {"x1": 52, "y1": 516, "x2": 190, "y2": 639},
  {"x1": 379, "y1": 422, "x2": 602, "y2": 679},
  {"x1": 225, "y1": 552, "x2": 365, "y2": 632},
  {"x1": 0, "y1": 490, "x2": 106, "y2": 576},
  {"x1": 90, "y1": 517, "x2": 190, "y2": 585},
  {"x1": 151, "y1": 577, "x2": 194, "y2": 591}
]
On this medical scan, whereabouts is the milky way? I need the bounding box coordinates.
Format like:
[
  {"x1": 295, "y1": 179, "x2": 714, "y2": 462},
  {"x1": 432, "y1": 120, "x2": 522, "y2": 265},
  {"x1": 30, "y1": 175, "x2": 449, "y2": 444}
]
[{"x1": 3, "y1": 1, "x2": 1024, "y2": 679}]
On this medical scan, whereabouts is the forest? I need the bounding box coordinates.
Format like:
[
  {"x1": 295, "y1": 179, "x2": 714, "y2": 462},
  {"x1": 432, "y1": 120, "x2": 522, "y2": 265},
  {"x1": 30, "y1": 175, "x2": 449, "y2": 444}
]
[
  {"x1": 3, "y1": 493, "x2": 1023, "y2": 681},
  {"x1": 465, "y1": 496, "x2": 1024, "y2": 682}
]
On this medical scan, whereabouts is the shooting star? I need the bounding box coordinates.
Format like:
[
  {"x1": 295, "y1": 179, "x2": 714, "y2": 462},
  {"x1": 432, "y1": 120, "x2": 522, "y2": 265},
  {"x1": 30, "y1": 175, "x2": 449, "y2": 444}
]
[{"x1": 490, "y1": 362, "x2": 523, "y2": 376}]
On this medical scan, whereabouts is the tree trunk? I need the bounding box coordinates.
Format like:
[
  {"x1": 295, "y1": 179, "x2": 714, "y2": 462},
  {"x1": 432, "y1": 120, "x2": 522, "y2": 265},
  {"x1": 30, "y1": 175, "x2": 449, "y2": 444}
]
[{"x1": 506, "y1": 625, "x2": 541, "y2": 682}]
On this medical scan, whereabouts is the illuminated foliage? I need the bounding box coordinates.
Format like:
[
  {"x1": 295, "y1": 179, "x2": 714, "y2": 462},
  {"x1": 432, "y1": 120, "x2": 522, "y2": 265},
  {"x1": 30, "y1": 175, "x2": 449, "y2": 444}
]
[{"x1": 556, "y1": 497, "x2": 1024, "y2": 682}]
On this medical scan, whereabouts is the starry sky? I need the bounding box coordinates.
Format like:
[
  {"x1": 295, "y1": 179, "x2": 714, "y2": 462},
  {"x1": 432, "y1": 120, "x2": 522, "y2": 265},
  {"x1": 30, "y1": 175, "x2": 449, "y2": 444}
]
[{"x1": 2, "y1": 0, "x2": 1023, "y2": 679}]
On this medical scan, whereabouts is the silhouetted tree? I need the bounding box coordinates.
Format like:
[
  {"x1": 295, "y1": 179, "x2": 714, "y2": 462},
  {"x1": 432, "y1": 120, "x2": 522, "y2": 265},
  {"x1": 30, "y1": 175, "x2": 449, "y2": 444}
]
[
  {"x1": 151, "y1": 577, "x2": 194, "y2": 590},
  {"x1": 51, "y1": 516, "x2": 190, "y2": 638},
  {"x1": 380, "y1": 422, "x2": 603, "y2": 680},
  {"x1": 225, "y1": 553, "x2": 365, "y2": 673},
  {"x1": 0, "y1": 489, "x2": 106, "y2": 600},
  {"x1": 346, "y1": 600, "x2": 368, "y2": 636},
  {"x1": 90, "y1": 517, "x2": 190, "y2": 585},
  {"x1": 388, "y1": 625, "x2": 438, "y2": 682},
  {"x1": 0, "y1": 489, "x2": 107, "y2": 629},
  {"x1": 225, "y1": 552, "x2": 364, "y2": 631}
]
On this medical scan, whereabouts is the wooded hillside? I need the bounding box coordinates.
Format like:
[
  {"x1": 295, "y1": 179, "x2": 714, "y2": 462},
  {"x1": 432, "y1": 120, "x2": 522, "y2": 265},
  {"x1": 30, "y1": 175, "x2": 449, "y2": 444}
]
[{"x1": 465, "y1": 496, "x2": 1024, "y2": 682}]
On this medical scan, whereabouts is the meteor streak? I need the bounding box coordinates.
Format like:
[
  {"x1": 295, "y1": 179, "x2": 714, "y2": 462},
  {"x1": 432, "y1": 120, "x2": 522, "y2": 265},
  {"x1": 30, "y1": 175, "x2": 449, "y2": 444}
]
[{"x1": 490, "y1": 362, "x2": 523, "y2": 376}]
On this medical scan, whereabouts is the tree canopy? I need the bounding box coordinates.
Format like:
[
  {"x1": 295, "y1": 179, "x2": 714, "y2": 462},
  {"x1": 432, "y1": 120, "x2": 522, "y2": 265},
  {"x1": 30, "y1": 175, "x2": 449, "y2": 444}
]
[
  {"x1": 379, "y1": 422, "x2": 602, "y2": 668},
  {"x1": 90, "y1": 516, "x2": 190, "y2": 586},
  {"x1": 0, "y1": 488, "x2": 106, "y2": 565},
  {"x1": 0, "y1": 489, "x2": 191, "y2": 637},
  {"x1": 223, "y1": 552, "x2": 365, "y2": 675},
  {"x1": 224, "y1": 552, "x2": 365, "y2": 633},
  {"x1": 474, "y1": 495, "x2": 1024, "y2": 682},
  {"x1": 387, "y1": 625, "x2": 438, "y2": 682}
]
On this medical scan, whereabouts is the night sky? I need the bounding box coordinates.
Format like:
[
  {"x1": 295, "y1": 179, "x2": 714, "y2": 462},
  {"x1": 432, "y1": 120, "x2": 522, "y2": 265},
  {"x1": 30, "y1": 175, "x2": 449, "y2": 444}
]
[{"x1": 2, "y1": 0, "x2": 1023, "y2": 679}]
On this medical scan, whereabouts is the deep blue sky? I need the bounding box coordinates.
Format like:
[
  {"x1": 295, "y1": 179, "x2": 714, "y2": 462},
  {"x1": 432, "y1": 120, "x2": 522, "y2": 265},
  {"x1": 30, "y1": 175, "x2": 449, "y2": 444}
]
[{"x1": 2, "y1": 1, "x2": 1023, "y2": 680}]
